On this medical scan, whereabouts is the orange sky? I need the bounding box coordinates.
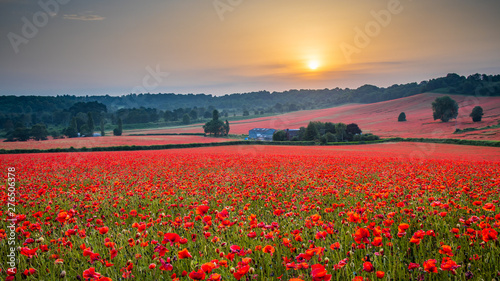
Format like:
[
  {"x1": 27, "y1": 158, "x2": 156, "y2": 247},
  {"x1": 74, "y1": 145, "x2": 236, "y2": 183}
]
[{"x1": 1, "y1": 0, "x2": 499, "y2": 96}]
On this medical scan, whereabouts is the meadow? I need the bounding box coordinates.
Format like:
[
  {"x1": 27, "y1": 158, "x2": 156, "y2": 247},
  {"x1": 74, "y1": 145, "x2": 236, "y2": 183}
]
[{"x1": 1, "y1": 143, "x2": 499, "y2": 280}]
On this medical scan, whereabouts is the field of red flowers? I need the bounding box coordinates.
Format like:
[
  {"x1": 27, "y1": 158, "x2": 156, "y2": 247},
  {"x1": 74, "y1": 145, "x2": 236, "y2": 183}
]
[
  {"x1": 0, "y1": 135, "x2": 233, "y2": 150},
  {"x1": 1, "y1": 144, "x2": 499, "y2": 280}
]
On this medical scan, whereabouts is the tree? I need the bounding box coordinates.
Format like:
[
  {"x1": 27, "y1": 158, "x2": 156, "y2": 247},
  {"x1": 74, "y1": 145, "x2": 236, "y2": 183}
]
[
  {"x1": 64, "y1": 117, "x2": 78, "y2": 138},
  {"x1": 432, "y1": 96, "x2": 458, "y2": 122},
  {"x1": 224, "y1": 120, "x2": 230, "y2": 136},
  {"x1": 304, "y1": 122, "x2": 319, "y2": 141},
  {"x1": 335, "y1": 123, "x2": 347, "y2": 141},
  {"x1": 242, "y1": 110, "x2": 249, "y2": 116},
  {"x1": 470, "y1": 106, "x2": 484, "y2": 122},
  {"x1": 100, "y1": 119, "x2": 105, "y2": 136},
  {"x1": 86, "y1": 112, "x2": 94, "y2": 136},
  {"x1": 203, "y1": 110, "x2": 226, "y2": 136},
  {"x1": 398, "y1": 112, "x2": 406, "y2": 122},
  {"x1": 30, "y1": 123, "x2": 48, "y2": 141},
  {"x1": 9, "y1": 123, "x2": 30, "y2": 141},
  {"x1": 113, "y1": 118, "x2": 123, "y2": 136},
  {"x1": 345, "y1": 123, "x2": 362, "y2": 141},
  {"x1": 346, "y1": 123, "x2": 362, "y2": 135},
  {"x1": 182, "y1": 114, "x2": 191, "y2": 125},
  {"x1": 273, "y1": 130, "x2": 287, "y2": 141}
]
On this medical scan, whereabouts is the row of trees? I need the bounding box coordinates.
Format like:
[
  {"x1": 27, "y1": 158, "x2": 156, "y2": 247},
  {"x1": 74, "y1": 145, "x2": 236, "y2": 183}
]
[
  {"x1": 5, "y1": 123, "x2": 49, "y2": 142},
  {"x1": 273, "y1": 122, "x2": 379, "y2": 143}
]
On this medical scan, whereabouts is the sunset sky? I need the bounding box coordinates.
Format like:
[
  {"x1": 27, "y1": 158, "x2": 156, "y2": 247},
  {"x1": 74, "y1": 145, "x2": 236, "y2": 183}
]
[{"x1": 1, "y1": 0, "x2": 499, "y2": 96}]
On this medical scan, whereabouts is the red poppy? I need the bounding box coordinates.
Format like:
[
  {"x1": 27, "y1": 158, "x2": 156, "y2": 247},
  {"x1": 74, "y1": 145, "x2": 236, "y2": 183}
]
[
  {"x1": 189, "y1": 269, "x2": 206, "y2": 280},
  {"x1": 423, "y1": 259, "x2": 437, "y2": 273},
  {"x1": 178, "y1": 248, "x2": 192, "y2": 259}
]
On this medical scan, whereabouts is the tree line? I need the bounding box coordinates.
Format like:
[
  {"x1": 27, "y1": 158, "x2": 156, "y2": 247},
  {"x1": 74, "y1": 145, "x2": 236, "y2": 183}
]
[{"x1": 2, "y1": 73, "x2": 498, "y2": 129}]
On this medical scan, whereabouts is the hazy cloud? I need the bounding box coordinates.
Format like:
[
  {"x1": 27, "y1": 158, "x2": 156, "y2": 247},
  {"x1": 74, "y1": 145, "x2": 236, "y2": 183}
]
[{"x1": 63, "y1": 11, "x2": 105, "y2": 21}]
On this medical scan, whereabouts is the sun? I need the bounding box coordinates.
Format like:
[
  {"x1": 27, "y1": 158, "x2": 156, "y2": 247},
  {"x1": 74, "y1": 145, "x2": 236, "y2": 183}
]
[{"x1": 308, "y1": 60, "x2": 320, "y2": 70}]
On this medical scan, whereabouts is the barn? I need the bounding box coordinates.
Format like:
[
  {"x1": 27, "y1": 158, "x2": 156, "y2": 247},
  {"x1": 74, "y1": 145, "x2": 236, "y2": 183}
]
[{"x1": 248, "y1": 128, "x2": 276, "y2": 141}]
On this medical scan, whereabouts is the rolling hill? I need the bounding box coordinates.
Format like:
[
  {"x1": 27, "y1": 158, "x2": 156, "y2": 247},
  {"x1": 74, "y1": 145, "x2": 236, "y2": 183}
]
[{"x1": 130, "y1": 93, "x2": 500, "y2": 140}]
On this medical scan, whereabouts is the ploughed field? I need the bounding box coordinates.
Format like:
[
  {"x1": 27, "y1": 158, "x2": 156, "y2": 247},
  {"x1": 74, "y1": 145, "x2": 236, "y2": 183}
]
[{"x1": 1, "y1": 144, "x2": 499, "y2": 280}]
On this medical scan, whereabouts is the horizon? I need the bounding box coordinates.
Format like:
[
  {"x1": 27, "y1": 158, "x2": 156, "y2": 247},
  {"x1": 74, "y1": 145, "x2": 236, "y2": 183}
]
[{"x1": 1, "y1": 0, "x2": 500, "y2": 97}]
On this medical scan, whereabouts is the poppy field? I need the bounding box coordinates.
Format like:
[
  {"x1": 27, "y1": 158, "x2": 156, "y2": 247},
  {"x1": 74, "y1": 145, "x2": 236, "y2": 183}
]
[{"x1": 1, "y1": 144, "x2": 499, "y2": 280}]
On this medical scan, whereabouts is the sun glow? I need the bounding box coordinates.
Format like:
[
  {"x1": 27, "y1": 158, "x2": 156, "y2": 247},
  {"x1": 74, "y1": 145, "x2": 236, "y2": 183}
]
[{"x1": 308, "y1": 60, "x2": 320, "y2": 70}]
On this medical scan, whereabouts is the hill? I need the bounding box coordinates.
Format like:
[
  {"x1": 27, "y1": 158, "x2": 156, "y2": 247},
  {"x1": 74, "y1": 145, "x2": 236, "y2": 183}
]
[{"x1": 130, "y1": 93, "x2": 500, "y2": 140}]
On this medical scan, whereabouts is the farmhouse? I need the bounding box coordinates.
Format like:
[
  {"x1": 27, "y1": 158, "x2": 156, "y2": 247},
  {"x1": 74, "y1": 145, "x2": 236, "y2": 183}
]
[{"x1": 248, "y1": 128, "x2": 276, "y2": 141}]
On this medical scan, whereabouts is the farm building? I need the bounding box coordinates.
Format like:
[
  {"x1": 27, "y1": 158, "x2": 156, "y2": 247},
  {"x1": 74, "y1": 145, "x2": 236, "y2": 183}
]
[
  {"x1": 285, "y1": 129, "x2": 300, "y2": 140},
  {"x1": 248, "y1": 128, "x2": 276, "y2": 141}
]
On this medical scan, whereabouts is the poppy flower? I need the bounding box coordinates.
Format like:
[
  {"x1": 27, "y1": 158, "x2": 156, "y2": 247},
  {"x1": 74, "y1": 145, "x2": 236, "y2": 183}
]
[
  {"x1": 163, "y1": 233, "x2": 181, "y2": 246},
  {"x1": 311, "y1": 264, "x2": 332, "y2": 281},
  {"x1": 423, "y1": 259, "x2": 438, "y2": 273},
  {"x1": 483, "y1": 203, "x2": 495, "y2": 212},
  {"x1": 376, "y1": 271, "x2": 385, "y2": 278},
  {"x1": 83, "y1": 267, "x2": 101, "y2": 280},
  {"x1": 196, "y1": 205, "x2": 210, "y2": 215},
  {"x1": 441, "y1": 257, "x2": 460, "y2": 274},
  {"x1": 99, "y1": 227, "x2": 109, "y2": 235},
  {"x1": 208, "y1": 273, "x2": 221, "y2": 281},
  {"x1": 178, "y1": 248, "x2": 192, "y2": 259},
  {"x1": 439, "y1": 245, "x2": 453, "y2": 256},
  {"x1": 262, "y1": 245, "x2": 275, "y2": 256},
  {"x1": 363, "y1": 262, "x2": 374, "y2": 272},
  {"x1": 481, "y1": 228, "x2": 498, "y2": 242},
  {"x1": 201, "y1": 262, "x2": 216, "y2": 273},
  {"x1": 189, "y1": 269, "x2": 206, "y2": 280}
]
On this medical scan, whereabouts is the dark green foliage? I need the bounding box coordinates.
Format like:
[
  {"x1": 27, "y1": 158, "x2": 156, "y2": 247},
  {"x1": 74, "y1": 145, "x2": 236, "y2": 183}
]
[
  {"x1": 100, "y1": 119, "x2": 105, "y2": 136},
  {"x1": 304, "y1": 122, "x2": 319, "y2": 141},
  {"x1": 325, "y1": 132, "x2": 337, "y2": 142},
  {"x1": 30, "y1": 123, "x2": 48, "y2": 141},
  {"x1": 242, "y1": 110, "x2": 249, "y2": 116},
  {"x1": 203, "y1": 110, "x2": 228, "y2": 136},
  {"x1": 346, "y1": 123, "x2": 362, "y2": 141},
  {"x1": 69, "y1": 101, "x2": 107, "y2": 115},
  {"x1": 224, "y1": 120, "x2": 230, "y2": 135},
  {"x1": 8, "y1": 124, "x2": 30, "y2": 141},
  {"x1": 182, "y1": 114, "x2": 191, "y2": 125},
  {"x1": 113, "y1": 118, "x2": 123, "y2": 136},
  {"x1": 86, "y1": 112, "x2": 94, "y2": 136},
  {"x1": 470, "y1": 106, "x2": 484, "y2": 122},
  {"x1": 273, "y1": 130, "x2": 287, "y2": 141},
  {"x1": 432, "y1": 96, "x2": 459, "y2": 122},
  {"x1": 335, "y1": 123, "x2": 347, "y2": 141},
  {"x1": 398, "y1": 112, "x2": 406, "y2": 122}
]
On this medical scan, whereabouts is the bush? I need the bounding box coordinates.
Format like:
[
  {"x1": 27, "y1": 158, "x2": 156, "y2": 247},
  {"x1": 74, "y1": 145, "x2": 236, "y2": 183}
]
[
  {"x1": 470, "y1": 106, "x2": 483, "y2": 122},
  {"x1": 398, "y1": 112, "x2": 406, "y2": 122},
  {"x1": 273, "y1": 130, "x2": 287, "y2": 141}
]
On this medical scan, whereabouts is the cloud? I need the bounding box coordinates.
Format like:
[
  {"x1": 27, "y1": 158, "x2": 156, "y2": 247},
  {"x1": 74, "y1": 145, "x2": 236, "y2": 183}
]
[{"x1": 63, "y1": 11, "x2": 105, "y2": 21}]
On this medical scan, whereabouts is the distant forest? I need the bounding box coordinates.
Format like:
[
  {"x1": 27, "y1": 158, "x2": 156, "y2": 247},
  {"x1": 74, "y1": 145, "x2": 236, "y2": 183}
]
[{"x1": 1, "y1": 73, "x2": 499, "y2": 133}]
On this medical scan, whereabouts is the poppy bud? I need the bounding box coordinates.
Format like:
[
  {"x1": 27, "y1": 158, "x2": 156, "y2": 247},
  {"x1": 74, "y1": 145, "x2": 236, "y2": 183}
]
[
  {"x1": 230, "y1": 267, "x2": 236, "y2": 273},
  {"x1": 60, "y1": 270, "x2": 66, "y2": 278},
  {"x1": 249, "y1": 267, "x2": 255, "y2": 274},
  {"x1": 324, "y1": 257, "x2": 330, "y2": 264}
]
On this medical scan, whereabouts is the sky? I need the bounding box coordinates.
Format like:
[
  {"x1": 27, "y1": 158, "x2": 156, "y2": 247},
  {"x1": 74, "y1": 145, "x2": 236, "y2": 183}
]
[{"x1": 1, "y1": 0, "x2": 500, "y2": 96}]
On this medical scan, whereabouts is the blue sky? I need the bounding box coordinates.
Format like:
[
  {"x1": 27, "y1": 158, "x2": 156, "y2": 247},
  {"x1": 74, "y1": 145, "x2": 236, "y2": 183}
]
[{"x1": 1, "y1": 0, "x2": 500, "y2": 96}]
